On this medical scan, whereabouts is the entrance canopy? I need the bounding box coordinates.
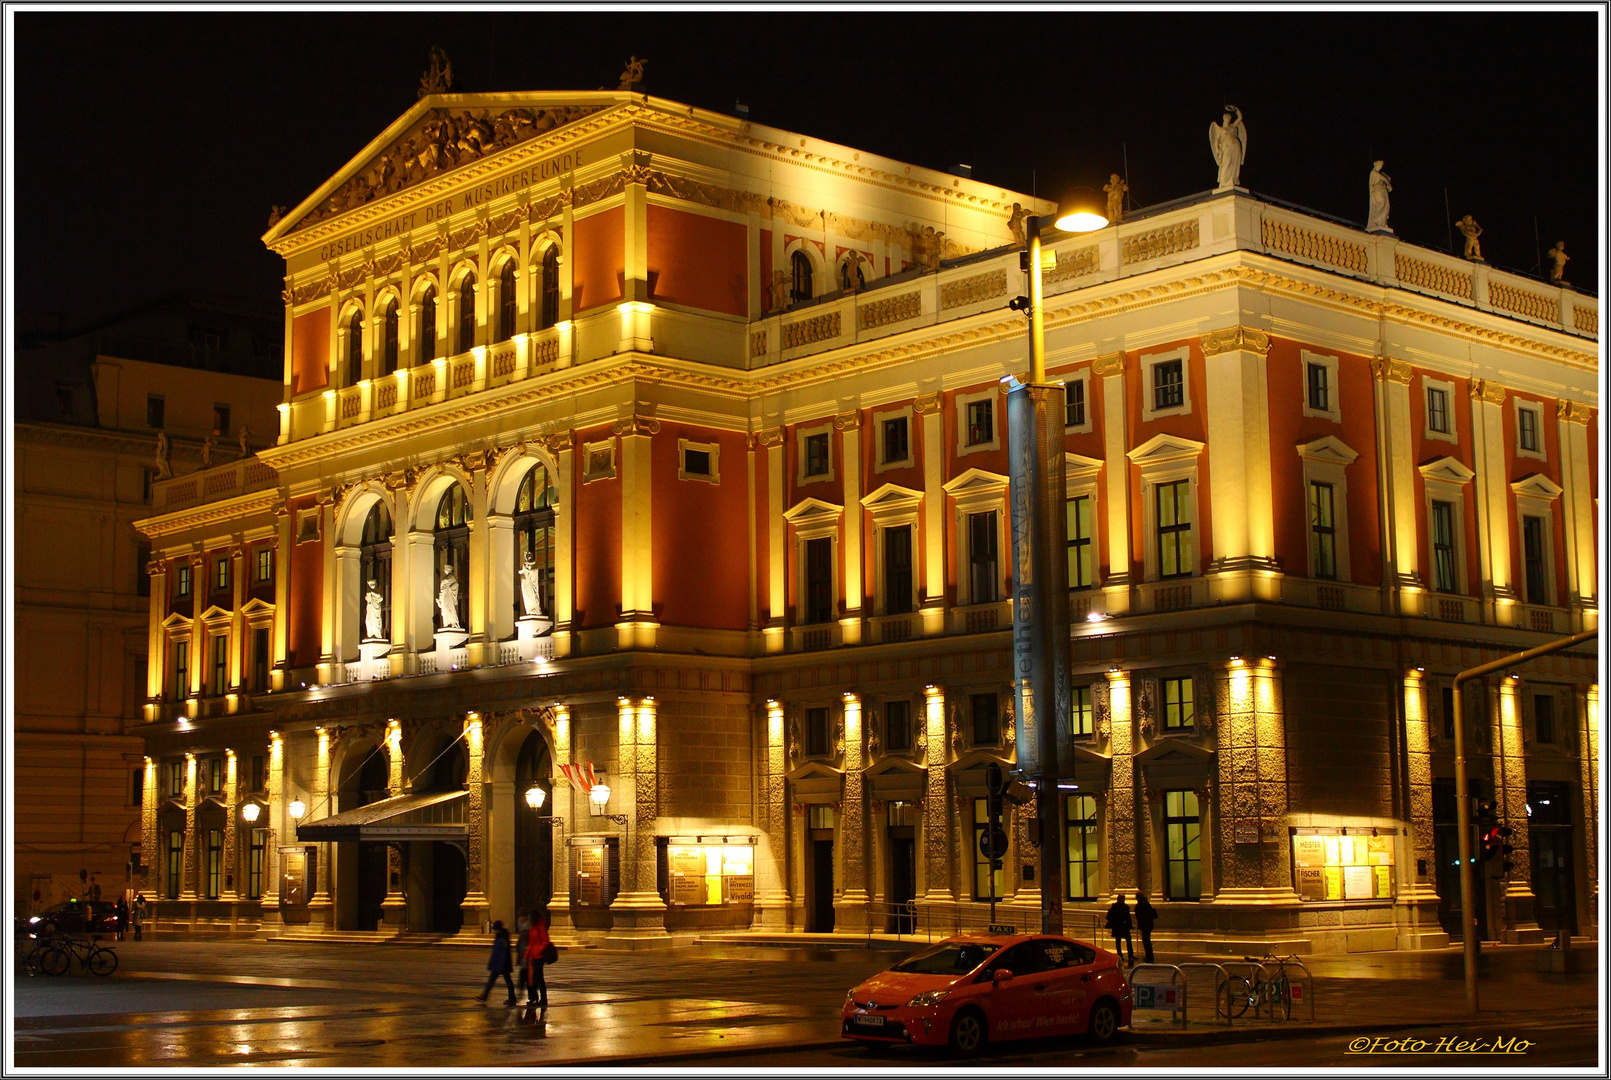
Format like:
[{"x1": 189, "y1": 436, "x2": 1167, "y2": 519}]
[{"x1": 295, "y1": 789, "x2": 466, "y2": 843}]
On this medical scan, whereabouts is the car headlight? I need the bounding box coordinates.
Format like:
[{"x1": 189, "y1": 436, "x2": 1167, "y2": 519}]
[
  {"x1": 906, "y1": 990, "x2": 951, "y2": 1008},
  {"x1": 844, "y1": 989, "x2": 857, "y2": 1005},
  {"x1": 28, "y1": 917, "x2": 39, "y2": 924}
]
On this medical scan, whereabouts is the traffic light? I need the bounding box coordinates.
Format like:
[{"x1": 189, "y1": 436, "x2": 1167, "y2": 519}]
[
  {"x1": 1474, "y1": 799, "x2": 1498, "y2": 826},
  {"x1": 984, "y1": 762, "x2": 1005, "y2": 827},
  {"x1": 1480, "y1": 824, "x2": 1515, "y2": 871}
]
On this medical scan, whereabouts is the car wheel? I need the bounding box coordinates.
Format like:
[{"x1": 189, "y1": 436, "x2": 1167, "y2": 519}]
[
  {"x1": 1086, "y1": 998, "x2": 1120, "y2": 1044},
  {"x1": 948, "y1": 1008, "x2": 988, "y2": 1056}
]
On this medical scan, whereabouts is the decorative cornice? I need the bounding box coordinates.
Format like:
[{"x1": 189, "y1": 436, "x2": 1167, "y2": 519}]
[
  {"x1": 1200, "y1": 323, "x2": 1271, "y2": 357},
  {"x1": 1091, "y1": 351, "x2": 1126, "y2": 378}
]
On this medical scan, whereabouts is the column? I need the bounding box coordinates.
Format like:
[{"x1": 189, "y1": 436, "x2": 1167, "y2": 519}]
[
  {"x1": 181, "y1": 754, "x2": 199, "y2": 901},
  {"x1": 547, "y1": 706, "x2": 573, "y2": 931},
  {"x1": 258, "y1": 731, "x2": 285, "y2": 933},
  {"x1": 761, "y1": 427, "x2": 786, "y2": 653},
  {"x1": 1373, "y1": 356, "x2": 1422, "y2": 615},
  {"x1": 619, "y1": 151, "x2": 654, "y2": 352},
  {"x1": 1399, "y1": 669, "x2": 1447, "y2": 947},
  {"x1": 1200, "y1": 325, "x2": 1280, "y2": 603},
  {"x1": 464, "y1": 452, "x2": 492, "y2": 666},
  {"x1": 1213, "y1": 658, "x2": 1301, "y2": 903},
  {"x1": 837, "y1": 412, "x2": 864, "y2": 645},
  {"x1": 307, "y1": 727, "x2": 333, "y2": 930},
  {"x1": 385, "y1": 480, "x2": 411, "y2": 668},
  {"x1": 271, "y1": 508, "x2": 292, "y2": 690},
  {"x1": 228, "y1": 545, "x2": 246, "y2": 702},
  {"x1": 380, "y1": 719, "x2": 407, "y2": 932},
  {"x1": 1093, "y1": 353, "x2": 1132, "y2": 615},
  {"x1": 460, "y1": 712, "x2": 490, "y2": 931},
  {"x1": 1468, "y1": 378, "x2": 1515, "y2": 624},
  {"x1": 1493, "y1": 675, "x2": 1542, "y2": 941},
  {"x1": 547, "y1": 433, "x2": 576, "y2": 658},
  {"x1": 916, "y1": 391, "x2": 946, "y2": 635},
  {"x1": 222, "y1": 750, "x2": 240, "y2": 902},
  {"x1": 615, "y1": 414, "x2": 658, "y2": 649},
  {"x1": 140, "y1": 758, "x2": 159, "y2": 896},
  {"x1": 754, "y1": 699, "x2": 791, "y2": 928},
  {"x1": 920, "y1": 685, "x2": 954, "y2": 902},
  {"x1": 188, "y1": 555, "x2": 205, "y2": 702},
  {"x1": 610, "y1": 696, "x2": 667, "y2": 939},
  {"x1": 1557, "y1": 403, "x2": 1599, "y2": 632},
  {"x1": 834, "y1": 693, "x2": 869, "y2": 929},
  {"x1": 316, "y1": 491, "x2": 337, "y2": 685},
  {"x1": 1104, "y1": 670, "x2": 1138, "y2": 896},
  {"x1": 747, "y1": 436, "x2": 759, "y2": 631},
  {"x1": 1580, "y1": 685, "x2": 1600, "y2": 917},
  {"x1": 145, "y1": 560, "x2": 167, "y2": 714}
]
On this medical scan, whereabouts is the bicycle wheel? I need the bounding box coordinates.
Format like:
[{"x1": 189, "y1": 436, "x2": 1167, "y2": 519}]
[
  {"x1": 87, "y1": 947, "x2": 118, "y2": 977},
  {"x1": 1272, "y1": 976, "x2": 1290, "y2": 1020},
  {"x1": 38, "y1": 946, "x2": 70, "y2": 977},
  {"x1": 1221, "y1": 975, "x2": 1252, "y2": 1018}
]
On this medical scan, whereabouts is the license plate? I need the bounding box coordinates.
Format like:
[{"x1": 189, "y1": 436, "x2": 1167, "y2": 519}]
[{"x1": 854, "y1": 1014, "x2": 886, "y2": 1028}]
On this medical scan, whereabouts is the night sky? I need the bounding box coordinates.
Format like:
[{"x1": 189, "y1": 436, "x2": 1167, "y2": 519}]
[{"x1": 12, "y1": 10, "x2": 1602, "y2": 321}]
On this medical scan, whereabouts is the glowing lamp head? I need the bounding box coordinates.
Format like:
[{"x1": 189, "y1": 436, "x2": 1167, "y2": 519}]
[
  {"x1": 241, "y1": 803, "x2": 261, "y2": 823},
  {"x1": 589, "y1": 783, "x2": 611, "y2": 808},
  {"x1": 525, "y1": 785, "x2": 547, "y2": 810},
  {"x1": 287, "y1": 799, "x2": 306, "y2": 821},
  {"x1": 1051, "y1": 186, "x2": 1109, "y2": 233}
]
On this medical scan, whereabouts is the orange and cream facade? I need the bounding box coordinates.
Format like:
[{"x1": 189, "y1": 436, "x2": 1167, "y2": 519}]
[{"x1": 135, "y1": 89, "x2": 1600, "y2": 951}]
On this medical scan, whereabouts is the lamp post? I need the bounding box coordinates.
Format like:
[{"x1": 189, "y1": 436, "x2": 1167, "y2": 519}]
[
  {"x1": 1008, "y1": 188, "x2": 1107, "y2": 935},
  {"x1": 588, "y1": 782, "x2": 629, "y2": 827}
]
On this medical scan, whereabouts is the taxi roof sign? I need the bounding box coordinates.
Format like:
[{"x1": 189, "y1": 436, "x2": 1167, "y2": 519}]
[{"x1": 987, "y1": 923, "x2": 1016, "y2": 934}]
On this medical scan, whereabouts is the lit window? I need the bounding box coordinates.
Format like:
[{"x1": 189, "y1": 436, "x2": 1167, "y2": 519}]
[
  {"x1": 171, "y1": 641, "x2": 189, "y2": 699},
  {"x1": 966, "y1": 399, "x2": 994, "y2": 447},
  {"x1": 1427, "y1": 387, "x2": 1450, "y2": 434},
  {"x1": 214, "y1": 556, "x2": 230, "y2": 592},
  {"x1": 255, "y1": 548, "x2": 273, "y2": 583},
  {"x1": 972, "y1": 798, "x2": 1005, "y2": 901},
  {"x1": 175, "y1": 563, "x2": 192, "y2": 598},
  {"x1": 1162, "y1": 677, "x2": 1194, "y2": 729},
  {"x1": 790, "y1": 250, "x2": 813, "y2": 304},
  {"x1": 418, "y1": 286, "x2": 438, "y2": 361},
  {"x1": 497, "y1": 261, "x2": 517, "y2": 342},
  {"x1": 1310, "y1": 481, "x2": 1337, "y2": 580},
  {"x1": 1065, "y1": 378, "x2": 1087, "y2": 428},
  {"x1": 1164, "y1": 790, "x2": 1201, "y2": 900},
  {"x1": 1306, "y1": 362, "x2": 1329, "y2": 413},
  {"x1": 1431, "y1": 500, "x2": 1458, "y2": 592},
  {"x1": 1070, "y1": 684, "x2": 1093, "y2": 736},
  {"x1": 803, "y1": 432, "x2": 830, "y2": 479},
  {"x1": 882, "y1": 417, "x2": 909, "y2": 465},
  {"x1": 457, "y1": 274, "x2": 477, "y2": 353},
  {"x1": 1066, "y1": 794, "x2": 1099, "y2": 900},
  {"x1": 1156, "y1": 481, "x2": 1192, "y2": 579},
  {"x1": 1066, "y1": 495, "x2": 1093, "y2": 589},
  {"x1": 1518, "y1": 406, "x2": 1540, "y2": 453}
]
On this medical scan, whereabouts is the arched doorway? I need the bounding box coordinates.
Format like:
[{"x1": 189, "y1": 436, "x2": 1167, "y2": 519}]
[
  {"x1": 425, "y1": 738, "x2": 468, "y2": 935},
  {"x1": 343, "y1": 747, "x2": 391, "y2": 931},
  {"x1": 513, "y1": 730, "x2": 554, "y2": 916}
]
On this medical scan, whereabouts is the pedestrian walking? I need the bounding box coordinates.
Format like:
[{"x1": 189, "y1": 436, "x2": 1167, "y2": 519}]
[
  {"x1": 1104, "y1": 893, "x2": 1135, "y2": 966},
  {"x1": 131, "y1": 894, "x2": 147, "y2": 942},
  {"x1": 513, "y1": 910, "x2": 532, "y2": 1001},
  {"x1": 1134, "y1": 892, "x2": 1157, "y2": 964},
  {"x1": 522, "y1": 906, "x2": 555, "y2": 1013},
  {"x1": 114, "y1": 897, "x2": 130, "y2": 942},
  {"x1": 476, "y1": 921, "x2": 517, "y2": 1006}
]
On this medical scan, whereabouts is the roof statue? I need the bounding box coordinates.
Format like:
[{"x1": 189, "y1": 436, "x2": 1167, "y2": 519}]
[
  {"x1": 1104, "y1": 173, "x2": 1129, "y2": 225},
  {"x1": 619, "y1": 56, "x2": 647, "y2": 91},
  {"x1": 419, "y1": 47, "x2": 455, "y2": 99},
  {"x1": 1209, "y1": 105, "x2": 1246, "y2": 190},
  {"x1": 1455, "y1": 214, "x2": 1484, "y2": 262},
  {"x1": 1007, "y1": 202, "x2": 1029, "y2": 245},
  {"x1": 1548, "y1": 241, "x2": 1570, "y2": 286},
  {"x1": 1366, "y1": 161, "x2": 1392, "y2": 234},
  {"x1": 266, "y1": 205, "x2": 286, "y2": 230}
]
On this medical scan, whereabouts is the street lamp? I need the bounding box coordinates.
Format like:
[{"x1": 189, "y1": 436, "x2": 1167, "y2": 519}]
[
  {"x1": 287, "y1": 799, "x2": 306, "y2": 821},
  {"x1": 588, "y1": 782, "x2": 628, "y2": 826},
  {"x1": 241, "y1": 802, "x2": 261, "y2": 823},
  {"x1": 524, "y1": 785, "x2": 547, "y2": 811},
  {"x1": 1008, "y1": 188, "x2": 1108, "y2": 937}
]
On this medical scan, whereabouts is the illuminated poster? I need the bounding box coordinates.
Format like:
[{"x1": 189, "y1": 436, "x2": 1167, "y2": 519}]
[{"x1": 574, "y1": 845, "x2": 604, "y2": 906}]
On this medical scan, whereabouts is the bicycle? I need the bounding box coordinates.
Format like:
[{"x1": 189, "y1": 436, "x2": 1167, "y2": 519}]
[
  {"x1": 1217, "y1": 954, "x2": 1294, "y2": 1020},
  {"x1": 36, "y1": 934, "x2": 119, "y2": 977}
]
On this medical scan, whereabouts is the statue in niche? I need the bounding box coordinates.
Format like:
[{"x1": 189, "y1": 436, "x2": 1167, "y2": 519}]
[
  {"x1": 769, "y1": 269, "x2": 789, "y2": 313},
  {"x1": 1547, "y1": 240, "x2": 1570, "y2": 285},
  {"x1": 1208, "y1": 105, "x2": 1247, "y2": 190},
  {"x1": 1455, "y1": 214, "x2": 1484, "y2": 261},
  {"x1": 1007, "y1": 202, "x2": 1030, "y2": 245},
  {"x1": 519, "y1": 552, "x2": 545, "y2": 618},
  {"x1": 840, "y1": 250, "x2": 868, "y2": 293},
  {"x1": 1366, "y1": 161, "x2": 1393, "y2": 233},
  {"x1": 154, "y1": 432, "x2": 172, "y2": 479},
  {"x1": 364, "y1": 580, "x2": 385, "y2": 641},
  {"x1": 1104, "y1": 173, "x2": 1129, "y2": 224},
  {"x1": 437, "y1": 564, "x2": 463, "y2": 630},
  {"x1": 200, "y1": 435, "x2": 215, "y2": 468}
]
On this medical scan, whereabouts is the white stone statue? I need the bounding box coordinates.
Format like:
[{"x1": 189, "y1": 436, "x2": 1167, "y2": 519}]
[
  {"x1": 363, "y1": 579, "x2": 385, "y2": 640},
  {"x1": 154, "y1": 432, "x2": 172, "y2": 479},
  {"x1": 1209, "y1": 105, "x2": 1247, "y2": 190},
  {"x1": 518, "y1": 552, "x2": 544, "y2": 618},
  {"x1": 1367, "y1": 160, "x2": 1393, "y2": 233},
  {"x1": 200, "y1": 435, "x2": 215, "y2": 468},
  {"x1": 238, "y1": 425, "x2": 251, "y2": 458},
  {"x1": 1548, "y1": 241, "x2": 1570, "y2": 285},
  {"x1": 437, "y1": 564, "x2": 462, "y2": 630}
]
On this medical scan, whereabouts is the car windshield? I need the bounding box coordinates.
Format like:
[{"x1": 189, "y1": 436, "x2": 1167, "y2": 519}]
[
  {"x1": 42, "y1": 902, "x2": 86, "y2": 915},
  {"x1": 890, "y1": 941, "x2": 999, "y2": 975}
]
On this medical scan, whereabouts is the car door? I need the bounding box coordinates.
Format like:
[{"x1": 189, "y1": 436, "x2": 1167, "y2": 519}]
[
  {"x1": 1038, "y1": 938, "x2": 1099, "y2": 1034},
  {"x1": 979, "y1": 942, "x2": 1053, "y2": 1042}
]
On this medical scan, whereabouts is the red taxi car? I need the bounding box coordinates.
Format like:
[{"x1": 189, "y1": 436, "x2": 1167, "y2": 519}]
[{"x1": 841, "y1": 933, "x2": 1131, "y2": 1054}]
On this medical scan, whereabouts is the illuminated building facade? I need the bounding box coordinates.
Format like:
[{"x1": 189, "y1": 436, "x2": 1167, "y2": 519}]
[{"x1": 135, "y1": 89, "x2": 1599, "y2": 951}]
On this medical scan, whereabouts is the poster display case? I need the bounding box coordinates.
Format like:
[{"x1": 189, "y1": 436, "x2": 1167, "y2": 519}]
[{"x1": 1290, "y1": 827, "x2": 1394, "y2": 901}]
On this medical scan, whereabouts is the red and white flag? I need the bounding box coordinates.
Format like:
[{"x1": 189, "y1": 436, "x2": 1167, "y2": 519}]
[{"x1": 560, "y1": 762, "x2": 598, "y2": 789}]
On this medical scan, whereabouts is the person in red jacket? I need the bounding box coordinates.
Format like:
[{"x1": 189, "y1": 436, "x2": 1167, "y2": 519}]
[{"x1": 522, "y1": 906, "x2": 554, "y2": 1013}]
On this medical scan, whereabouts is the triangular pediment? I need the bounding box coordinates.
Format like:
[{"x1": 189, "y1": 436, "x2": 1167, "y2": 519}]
[
  {"x1": 1127, "y1": 433, "x2": 1206, "y2": 465},
  {"x1": 860, "y1": 483, "x2": 924, "y2": 512},
  {"x1": 269, "y1": 95, "x2": 617, "y2": 242},
  {"x1": 942, "y1": 468, "x2": 1010, "y2": 497},
  {"x1": 863, "y1": 755, "x2": 927, "y2": 779},
  {"x1": 1417, "y1": 455, "x2": 1476, "y2": 486},
  {"x1": 946, "y1": 748, "x2": 1016, "y2": 775},
  {"x1": 783, "y1": 497, "x2": 845, "y2": 524},
  {"x1": 241, "y1": 597, "x2": 276, "y2": 616},
  {"x1": 160, "y1": 611, "x2": 193, "y2": 631},
  {"x1": 1065, "y1": 452, "x2": 1105, "y2": 482},
  {"x1": 1135, "y1": 738, "x2": 1216, "y2": 765},
  {"x1": 199, "y1": 604, "x2": 233, "y2": 624},
  {"x1": 784, "y1": 760, "x2": 845, "y2": 782},
  {"x1": 1510, "y1": 472, "x2": 1564, "y2": 501},
  {"x1": 1295, "y1": 435, "x2": 1359, "y2": 467}
]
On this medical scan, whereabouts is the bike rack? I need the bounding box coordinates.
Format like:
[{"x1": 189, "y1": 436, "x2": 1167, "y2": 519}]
[
  {"x1": 1125, "y1": 963, "x2": 1187, "y2": 1027},
  {"x1": 1222, "y1": 960, "x2": 1273, "y2": 1020},
  {"x1": 1175, "y1": 962, "x2": 1233, "y2": 1026},
  {"x1": 1266, "y1": 956, "x2": 1316, "y2": 1021}
]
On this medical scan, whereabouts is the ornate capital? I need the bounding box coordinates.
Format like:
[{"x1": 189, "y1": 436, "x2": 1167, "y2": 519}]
[
  {"x1": 1557, "y1": 400, "x2": 1592, "y2": 425},
  {"x1": 755, "y1": 427, "x2": 785, "y2": 449},
  {"x1": 913, "y1": 391, "x2": 944, "y2": 416},
  {"x1": 1200, "y1": 324, "x2": 1271, "y2": 357},
  {"x1": 384, "y1": 470, "x2": 409, "y2": 491},
  {"x1": 460, "y1": 449, "x2": 490, "y2": 473},
  {"x1": 612, "y1": 414, "x2": 661, "y2": 437},
  {"x1": 536, "y1": 431, "x2": 573, "y2": 455},
  {"x1": 229, "y1": 545, "x2": 246, "y2": 561},
  {"x1": 188, "y1": 554, "x2": 206, "y2": 569},
  {"x1": 1091, "y1": 351, "x2": 1126, "y2": 377},
  {"x1": 1469, "y1": 378, "x2": 1506, "y2": 405},
  {"x1": 621, "y1": 164, "x2": 654, "y2": 185},
  {"x1": 146, "y1": 561, "x2": 164, "y2": 577},
  {"x1": 833, "y1": 410, "x2": 861, "y2": 432},
  {"x1": 1370, "y1": 355, "x2": 1413, "y2": 385}
]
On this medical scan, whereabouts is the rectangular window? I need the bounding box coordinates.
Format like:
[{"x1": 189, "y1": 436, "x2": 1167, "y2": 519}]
[
  {"x1": 1427, "y1": 387, "x2": 1450, "y2": 434},
  {"x1": 966, "y1": 399, "x2": 994, "y2": 447},
  {"x1": 804, "y1": 536, "x2": 833, "y2": 624},
  {"x1": 214, "y1": 556, "x2": 230, "y2": 593},
  {"x1": 211, "y1": 634, "x2": 228, "y2": 695},
  {"x1": 972, "y1": 798, "x2": 1004, "y2": 901},
  {"x1": 1153, "y1": 359, "x2": 1184, "y2": 411},
  {"x1": 147, "y1": 394, "x2": 165, "y2": 429},
  {"x1": 248, "y1": 829, "x2": 267, "y2": 900},
  {"x1": 806, "y1": 706, "x2": 830, "y2": 758},
  {"x1": 132, "y1": 768, "x2": 145, "y2": 807},
  {"x1": 251, "y1": 755, "x2": 265, "y2": 793},
  {"x1": 167, "y1": 761, "x2": 184, "y2": 798},
  {"x1": 255, "y1": 548, "x2": 273, "y2": 583},
  {"x1": 1523, "y1": 515, "x2": 1548, "y2": 605},
  {"x1": 175, "y1": 563, "x2": 192, "y2": 598},
  {"x1": 252, "y1": 628, "x2": 270, "y2": 693},
  {"x1": 971, "y1": 692, "x2": 1000, "y2": 745},
  {"x1": 208, "y1": 757, "x2": 223, "y2": 794},
  {"x1": 1310, "y1": 481, "x2": 1337, "y2": 580},
  {"x1": 1442, "y1": 686, "x2": 1456, "y2": 741},
  {"x1": 1066, "y1": 794, "x2": 1099, "y2": 900},
  {"x1": 1518, "y1": 407, "x2": 1540, "y2": 452},
  {"x1": 682, "y1": 447, "x2": 711, "y2": 477},
  {"x1": 804, "y1": 432, "x2": 830, "y2": 478},
  {"x1": 1306, "y1": 361, "x2": 1330, "y2": 413},
  {"x1": 807, "y1": 804, "x2": 836, "y2": 830},
  {"x1": 1163, "y1": 677, "x2": 1195, "y2": 729},
  {"x1": 206, "y1": 830, "x2": 222, "y2": 900},
  {"x1": 143, "y1": 466, "x2": 158, "y2": 504},
  {"x1": 172, "y1": 640, "x2": 190, "y2": 699},
  {"x1": 166, "y1": 830, "x2": 184, "y2": 900},
  {"x1": 1066, "y1": 495, "x2": 1093, "y2": 589},
  {"x1": 1431, "y1": 500, "x2": 1458, "y2": 592},
  {"x1": 885, "y1": 699, "x2": 912, "y2": 752},
  {"x1": 882, "y1": 417, "x2": 909, "y2": 464},
  {"x1": 883, "y1": 526, "x2": 913, "y2": 615},
  {"x1": 1164, "y1": 790, "x2": 1202, "y2": 901},
  {"x1": 1070, "y1": 684, "x2": 1093, "y2": 736},
  {"x1": 137, "y1": 541, "x2": 151, "y2": 597},
  {"x1": 967, "y1": 510, "x2": 999, "y2": 603},
  {"x1": 1534, "y1": 694, "x2": 1555, "y2": 745},
  {"x1": 212, "y1": 404, "x2": 231, "y2": 436},
  {"x1": 1156, "y1": 481, "x2": 1192, "y2": 578},
  {"x1": 1065, "y1": 379, "x2": 1086, "y2": 427}
]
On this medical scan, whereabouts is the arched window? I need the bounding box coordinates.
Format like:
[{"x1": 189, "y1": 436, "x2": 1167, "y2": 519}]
[
  {"x1": 345, "y1": 310, "x2": 364, "y2": 385},
  {"x1": 418, "y1": 286, "x2": 437, "y2": 362},
  {"x1": 456, "y1": 274, "x2": 477, "y2": 354},
  {"x1": 512, "y1": 465, "x2": 556, "y2": 625},
  {"x1": 539, "y1": 246, "x2": 560, "y2": 330},
  {"x1": 382, "y1": 300, "x2": 399, "y2": 375},
  {"x1": 497, "y1": 261, "x2": 517, "y2": 342},
  {"x1": 359, "y1": 502, "x2": 392, "y2": 641},
  {"x1": 433, "y1": 485, "x2": 471, "y2": 632},
  {"x1": 791, "y1": 250, "x2": 813, "y2": 304}
]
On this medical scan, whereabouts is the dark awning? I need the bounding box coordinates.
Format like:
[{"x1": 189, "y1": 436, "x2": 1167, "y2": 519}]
[{"x1": 294, "y1": 789, "x2": 466, "y2": 843}]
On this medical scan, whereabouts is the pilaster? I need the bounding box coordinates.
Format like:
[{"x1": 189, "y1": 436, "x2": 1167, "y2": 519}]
[
  {"x1": 762, "y1": 427, "x2": 786, "y2": 653},
  {"x1": 463, "y1": 452, "x2": 492, "y2": 666},
  {"x1": 836, "y1": 412, "x2": 864, "y2": 645},
  {"x1": 1468, "y1": 379, "x2": 1516, "y2": 624},
  {"x1": 1398, "y1": 670, "x2": 1447, "y2": 947},
  {"x1": 548, "y1": 433, "x2": 576, "y2": 657},
  {"x1": 180, "y1": 754, "x2": 199, "y2": 900},
  {"x1": 380, "y1": 720, "x2": 406, "y2": 931},
  {"x1": 916, "y1": 392, "x2": 947, "y2": 634},
  {"x1": 258, "y1": 731, "x2": 285, "y2": 933},
  {"x1": 921, "y1": 685, "x2": 954, "y2": 901},
  {"x1": 146, "y1": 562, "x2": 167, "y2": 706},
  {"x1": 271, "y1": 508, "x2": 292, "y2": 689},
  {"x1": 1104, "y1": 670, "x2": 1138, "y2": 895},
  {"x1": 547, "y1": 706, "x2": 573, "y2": 931},
  {"x1": 316, "y1": 491, "x2": 337, "y2": 684},
  {"x1": 608, "y1": 696, "x2": 667, "y2": 941},
  {"x1": 1200, "y1": 326, "x2": 1280, "y2": 602},
  {"x1": 1093, "y1": 352, "x2": 1132, "y2": 614},
  {"x1": 228, "y1": 545, "x2": 246, "y2": 697},
  {"x1": 1211, "y1": 659, "x2": 1302, "y2": 905},
  {"x1": 460, "y1": 712, "x2": 490, "y2": 931},
  {"x1": 307, "y1": 727, "x2": 333, "y2": 929},
  {"x1": 1373, "y1": 356, "x2": 1422, "y2": 615},
  {"x1": 1493, "y1": 676, "x2": 1542, "y2": 941},
  {"x1": 140, "y1": 758, "x2": 158, "y2": 895},
  {"x1": 1556, "y1": 402, "x2": 1598, "y2": 631},
  {"x1": 754, "y1": 699, "x2": 791, "y2": 928},
  {"x1": 221, "y1": 750, "x2": 240, "y2": 901},
  {"x1": 834, "y1": 694, "x2": 870, "y2": 930},
  {"x1": 615, "y1": 414, "x2": 659, "y2": 649}
]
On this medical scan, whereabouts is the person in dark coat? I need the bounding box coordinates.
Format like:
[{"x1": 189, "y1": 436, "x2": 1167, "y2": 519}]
[
  {"x1": 1134, "y1": 892, "x2": 1158, "y2": 964},
  {"x1": 476, "y1": 920, "x2": 517, "y2": 1005},
  {"x1": 1104, "y1": 893, "x2": 1135, "y2": 965},
  {"x1": 114, "y1": 897, "x2": 130, "y2": 942}
]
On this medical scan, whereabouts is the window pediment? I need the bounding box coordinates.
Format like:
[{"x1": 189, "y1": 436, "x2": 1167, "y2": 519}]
[
  {"x1": 160, "y1": 611, "x2": 194, "y2": 632},
  {"x1": 784, "y1": 760, "x2": 845, "y2": 783},
  {"x1": 1417, "y1": 455, "x2": 1475, "y2": 486},
  {"x1": 783, "y1": 497, "x2": 845, "y2": 527},
  {"x1": 1065, "y1": 451, "x2": 1104, "y2": 483},
  {"x1": 1127, "y1": 433, "x2": 1206, "y2": 469},
  {"x1": 1295, "y1": 435, "x2": 1359, "y2": 467},
  {"x1": 861, "y1": 483, "x2": 923, "y2": 525},
  {"x1": 942, "y1": 467, "x2": 1009, "y2": 500},
  {"x1": 1510, "y1": 473, "x2": 1563, "y2": 501}
]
